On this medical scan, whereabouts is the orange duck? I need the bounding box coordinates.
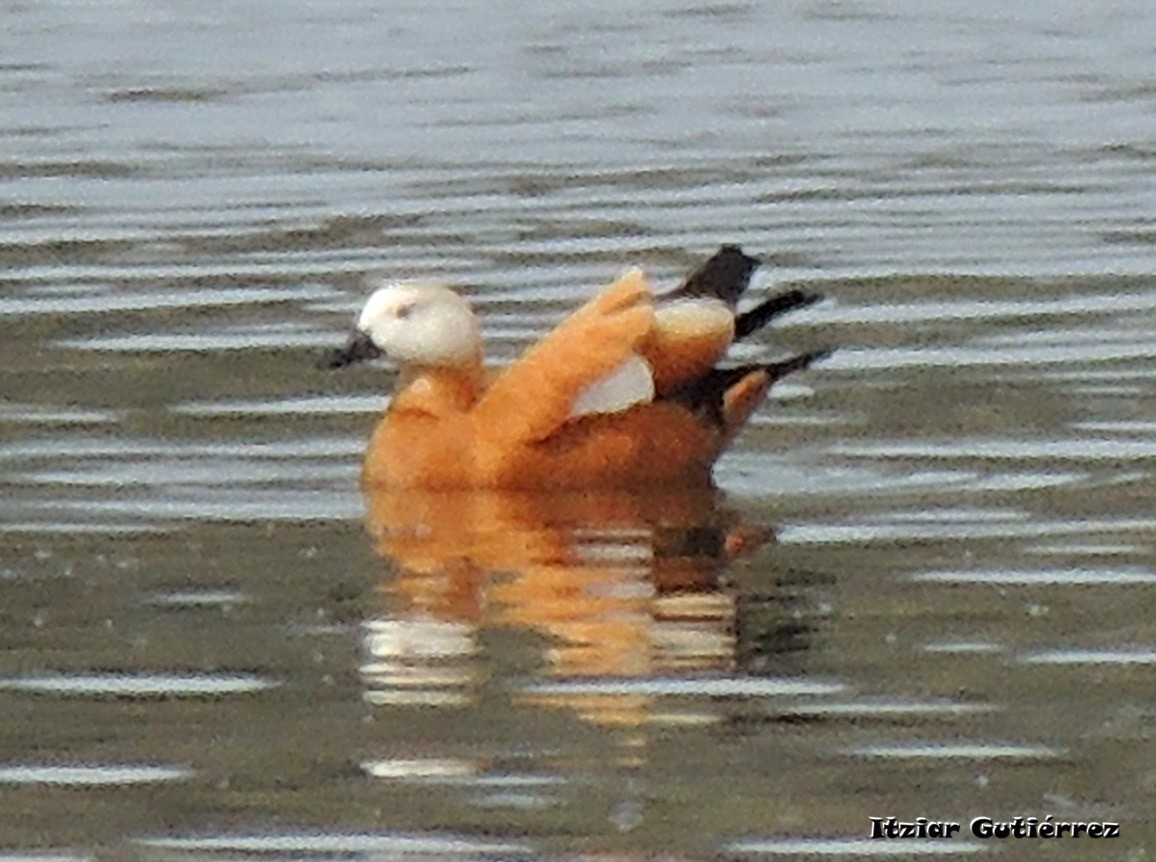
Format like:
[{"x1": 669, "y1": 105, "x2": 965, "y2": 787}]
[{"x1": 330, "y1": 246, "x2": 828, "y2": 489}]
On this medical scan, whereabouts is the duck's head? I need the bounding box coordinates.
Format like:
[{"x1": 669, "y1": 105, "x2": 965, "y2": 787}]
[{"x1": 328, "y1": 281, "x2": 482, "y2": 370}]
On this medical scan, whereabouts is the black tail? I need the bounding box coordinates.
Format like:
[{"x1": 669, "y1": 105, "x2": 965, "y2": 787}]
[
  {"x1": 669, "y1": 245, "x2": 822, "y2": 338},
  {"x1": 761, "y1": 347, "x2": 833, "y2": 381},
  {"x1": 669, "y1": 244, "x2": 761, "y2": 306},
  {"x1": 667, "y1": 348, "x2": 833, "y2": 426},
  {"x1": 735, "y1": 289, "x2": 823, "y2": 339}
]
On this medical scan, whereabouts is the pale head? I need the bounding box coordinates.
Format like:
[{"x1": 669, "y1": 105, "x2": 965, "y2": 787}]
[{"x1": 355, "y1": 281, "x2": 482, "y2": 368}]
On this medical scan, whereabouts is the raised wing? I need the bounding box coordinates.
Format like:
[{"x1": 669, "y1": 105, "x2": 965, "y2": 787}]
[{"x1": 473, "y1": 268, "x2": 658, "y2": 444}]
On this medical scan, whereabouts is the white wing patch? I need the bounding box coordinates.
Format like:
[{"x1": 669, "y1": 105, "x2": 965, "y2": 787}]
[
  {"x1": 569, "y1": 354, "x2": 655, "y2": 419},
  {"x1": 654, "y1": 298, "x2": 733, "y2": 339}
]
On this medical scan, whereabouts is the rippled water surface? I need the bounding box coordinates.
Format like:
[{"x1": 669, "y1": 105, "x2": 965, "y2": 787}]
[{"x1": 3, "y1": 1, "x2": 1156, "y2": 859}]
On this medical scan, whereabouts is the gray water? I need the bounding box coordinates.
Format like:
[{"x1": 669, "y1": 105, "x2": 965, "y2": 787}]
[{"x1": 2, "y1": 1, "x2": 1156, "y2": 859}]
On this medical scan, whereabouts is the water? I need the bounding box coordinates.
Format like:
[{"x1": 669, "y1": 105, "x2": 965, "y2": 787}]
[{"x1": 2, "y1": 0, "x2": 1155, "y2": 858}]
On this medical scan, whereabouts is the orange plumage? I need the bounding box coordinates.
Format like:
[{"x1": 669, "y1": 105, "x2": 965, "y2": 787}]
[{"x1": 329, "y1": 246, "x2": 826, "y2": 489}]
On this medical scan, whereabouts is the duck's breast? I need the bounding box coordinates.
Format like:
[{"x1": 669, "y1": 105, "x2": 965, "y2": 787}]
[{"x1": 363, "y1": 409, "x2": 475, "y2": 488}]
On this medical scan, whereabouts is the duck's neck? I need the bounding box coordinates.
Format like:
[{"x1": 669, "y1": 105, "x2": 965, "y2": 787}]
[{"x1": 392, "y1": 357, "x2": 484, "y2": 415}]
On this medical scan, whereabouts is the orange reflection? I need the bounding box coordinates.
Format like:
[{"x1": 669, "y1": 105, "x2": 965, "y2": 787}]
[{"x1": 361, "y1": 486, "x2": 771, "y2": 725}]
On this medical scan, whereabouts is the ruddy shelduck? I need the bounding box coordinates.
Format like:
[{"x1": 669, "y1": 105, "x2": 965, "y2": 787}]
[{"x1": 330, "y1": 246, "x2": 828, "y2": 489}]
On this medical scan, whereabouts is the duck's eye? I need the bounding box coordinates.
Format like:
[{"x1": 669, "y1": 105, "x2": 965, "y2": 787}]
[{"x1": 395, "y1": 302, "x2": 416, "y2": 320}]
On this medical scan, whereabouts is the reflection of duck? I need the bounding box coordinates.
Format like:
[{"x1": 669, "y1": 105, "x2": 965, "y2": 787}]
[
  {"x1": 331, "y1": 246, "x2": 827, "y2": 489},
  {"x1": 361, "y1": 486, "x2": 773, "y2": 724}
]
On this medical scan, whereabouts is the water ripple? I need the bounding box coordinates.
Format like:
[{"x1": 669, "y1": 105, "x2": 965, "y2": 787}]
[
  {"x1": 134, "y1": 832, "x2": 528, "y2": 857},
  {"x1": 825, "y1": 340, "x2": 1156, "y2": 372},
  {"x1": 807, "y1": 289, "x2": 1156, "y2": 326},
  {"x1": 172, "y1": 394, "x2": 382, "y2": 417},
  {"x1": 0, "y1": 764, "x2": 194, "y2": 786},
  {"x1": 911, "y1": 567, "x2": 1156, "y2": 585},
  {"x1": 726, "y1": 837, "x2": 986, "y2": 856},
  {"x1": 844, "y1": 742, "x2": 1062, "y2": 761},
  {"x1": 833, "y1": 438, "x2": 1156, "y2": 462},
  {"x1": 782, "y1": 515, "x2": 1156, "y2": 545},
  {"x1": 0, "y1": 672, "x2": 278, "y2": 698},
  {"x1": 520, "y1": 676, "x2": 844, "y2": 698},
  {"x1": 56, "y1": 325, "x2": 339, "y2": 353},
  {"x1": 0, "y1": 285, "x2": 336, "y2": 317},
  {"x1": 768, "y1": 698, "x2": 997, "y2": 721},
  {"x1": 1020, "y1": 647, "x2": 1156, "y2": 665}
]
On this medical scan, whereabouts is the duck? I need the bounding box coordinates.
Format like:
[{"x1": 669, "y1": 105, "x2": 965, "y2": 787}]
[{"x1": 329, "y1": 245, "x2": 828, "y2": 489}]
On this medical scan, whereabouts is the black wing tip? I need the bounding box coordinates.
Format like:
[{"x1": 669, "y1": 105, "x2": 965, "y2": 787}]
[
  {"x1": 733, "y1": 288, "x2": 824, "y2": 340},
  {"x1": 790, "y1": 289, "x2": 825, "y2": 311},
  {"x1": 715, "y1": 243, "x2": 762, "y2": 269},
  {"x1": 764, "y1": 346, "x2": 835, "y2": 379},
  {"x1": 673, "y1": 244, "x2": 763, "y2": 305},
  {"x1": 667, "y1": 347, "x2": 834, "y2": 426}
]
